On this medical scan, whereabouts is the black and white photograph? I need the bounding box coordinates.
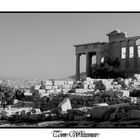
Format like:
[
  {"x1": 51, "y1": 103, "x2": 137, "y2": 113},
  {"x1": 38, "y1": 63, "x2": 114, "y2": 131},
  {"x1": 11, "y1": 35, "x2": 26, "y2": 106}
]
[{"x1": 1, "y1": 12, "x2": 140, "y2": 129}]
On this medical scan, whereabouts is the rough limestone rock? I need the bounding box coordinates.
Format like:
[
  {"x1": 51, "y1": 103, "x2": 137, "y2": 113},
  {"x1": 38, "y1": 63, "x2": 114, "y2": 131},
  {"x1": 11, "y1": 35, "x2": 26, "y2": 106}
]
[
  {"x1": 101, "y1": 107, "x2": 117, "y2": 121},
  {"x1": 96, "y1": 121, "x2": 115, "y2": 127},
  {"x1": 29, "y1": 114, "x2": 38, "y2": 121},
  {"x1": 126, "y1": 109, "x2": 140, "y2": 119},
  {"x1": 20, "y1": 110, "x2": 27, "y2": 119},
  {"x1": 107, "y1": 107, "x2": 126, "y2": 121},
  {"x1": 109, "y1": 103, "x2": 130, "y2": 109},
  {"x1": 1, "y1": 111, "x2": 8, "y2": 119},
  {"x1": 74, "y1": 114, "x2": 87, "y2": 121},
  {"x1": 93, "y1": 103, "x2": 108, "y2": 107},
  {"x1": 30, "y1": 108, "x2": 41, "y2": 114},
  {"x1": 69, "y1": 106, "x2": 93, "y2": 113},
  {"x1": 68, "y1": 112, "x2": 74, "y2": 121},
  {"x1": 67, "y1": 107, "x2": 92, "y2": 121},
  {"x1": 122, "y1": 90, "x2": 130, "y2": 97},
  {"x1": 90, "y1": 106, "x2": 110, "y2": 120},
  {"x1": 95, "y1": 80, "x2": 106, "y2": 90},
  {"x1": 57, "y1": 98, "x2": 72, "y2": 113}
]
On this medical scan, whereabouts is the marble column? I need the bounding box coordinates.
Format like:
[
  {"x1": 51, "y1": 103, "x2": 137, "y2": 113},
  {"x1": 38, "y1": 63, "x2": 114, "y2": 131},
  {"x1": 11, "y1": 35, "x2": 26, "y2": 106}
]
[
  {"x1": 126, "y1": 40, "x2": 129, "y2": 72},
  {"x1": 76, "y1": 54, "x2": 80, "y2": 81},
  {"x1": 86, "y1": 52, "x2": 90, "y2": 77},
  {"x1": 134, "y1": 39, "x2": 137, "y2": 72}
]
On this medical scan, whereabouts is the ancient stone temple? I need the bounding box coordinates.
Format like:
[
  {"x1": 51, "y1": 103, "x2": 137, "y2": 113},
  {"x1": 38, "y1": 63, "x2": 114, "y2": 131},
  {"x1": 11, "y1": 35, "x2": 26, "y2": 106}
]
[{"x1": 74, "y1": 29, "x2": 140, "y2": 80}]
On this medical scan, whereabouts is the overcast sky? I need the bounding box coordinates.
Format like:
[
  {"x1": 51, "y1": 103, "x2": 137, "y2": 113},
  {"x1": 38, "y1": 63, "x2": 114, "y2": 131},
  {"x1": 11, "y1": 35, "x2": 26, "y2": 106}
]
[{"x1": 0, "y1": 13, "x2": 140, "y2": 80}]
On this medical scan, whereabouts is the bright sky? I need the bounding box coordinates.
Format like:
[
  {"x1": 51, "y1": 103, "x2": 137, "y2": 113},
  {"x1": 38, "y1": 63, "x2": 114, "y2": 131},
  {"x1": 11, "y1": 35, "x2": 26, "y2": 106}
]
[{"x1": 0, "y1": 13, "x2": 140, "y2": 80}]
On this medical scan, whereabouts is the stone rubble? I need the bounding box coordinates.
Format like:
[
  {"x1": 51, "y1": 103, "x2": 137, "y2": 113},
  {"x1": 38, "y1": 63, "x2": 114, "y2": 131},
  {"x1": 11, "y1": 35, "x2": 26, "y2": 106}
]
[{"x1": 1, "y1": 75, "x2": 140, "y2": 127}]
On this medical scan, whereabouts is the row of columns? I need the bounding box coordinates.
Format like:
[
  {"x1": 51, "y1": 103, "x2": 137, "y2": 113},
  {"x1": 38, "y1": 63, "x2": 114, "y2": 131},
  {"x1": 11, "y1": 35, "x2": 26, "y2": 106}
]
[{"x1": 76, "y1": 52, "x2": 94, "y2": 81}]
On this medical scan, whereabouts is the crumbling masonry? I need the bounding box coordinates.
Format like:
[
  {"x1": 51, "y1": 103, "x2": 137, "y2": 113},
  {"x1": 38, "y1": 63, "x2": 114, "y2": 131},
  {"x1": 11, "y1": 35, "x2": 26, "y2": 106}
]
[{"x1": 74, "y1": 29, "x2": 140, "y2": 80}]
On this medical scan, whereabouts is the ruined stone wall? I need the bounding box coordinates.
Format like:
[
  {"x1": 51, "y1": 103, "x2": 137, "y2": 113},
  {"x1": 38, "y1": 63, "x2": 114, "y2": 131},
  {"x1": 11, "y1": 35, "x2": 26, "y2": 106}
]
[
  {"x1": 39, "y1": 90, "x2": 130, "y2": 111},
  {"x1": 110, "y1": 41, "x2": 121, "y2": 61},
  {"x1": 108, "y1": 33, "x2": 126, "y2": 42}
]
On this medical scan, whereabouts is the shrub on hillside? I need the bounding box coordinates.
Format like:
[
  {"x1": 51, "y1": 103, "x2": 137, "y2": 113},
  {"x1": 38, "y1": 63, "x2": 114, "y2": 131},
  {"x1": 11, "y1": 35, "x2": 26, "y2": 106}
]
[{"x1": 0, "y1": 84, "x2": 16, "y2": 107}]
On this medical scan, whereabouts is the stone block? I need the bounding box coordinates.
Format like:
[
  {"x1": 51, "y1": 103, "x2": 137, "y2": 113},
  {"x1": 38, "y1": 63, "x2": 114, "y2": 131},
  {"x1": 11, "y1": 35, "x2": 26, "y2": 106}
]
[
  {"x1": 67, "y1": 107, "x2": 91, "y2": 115},
  {"x1": 109, "y1": 103, "x2": 130, "y2": 109},
  {"x1": 20, "y1": 110, "x2": 27, "y2": 119},
  {"x1": 74, "y1": 114, "x2": 86, "y2": 121},
  {"x1": 95, "y1": 80, "x2": 106, "y2": 90},
  {"x1": 33, "y1": 90, "x2": 40, "y2": 97},
  {"x1": 90, "y1": 106, "x2": 110, "y2": 120},
  {"x1": 28, "y1": 114, "x2": 38, "y2": 121},
  {"x1": 84, "y1": 84, "x2": 88, "y2": 89},
  {"x1": 134, "y1": 81, "x2": 140, "y2": 86},
  {"x1": 75, "y1": 108, "x2": 87, "y2": 115},
  {"x1": 77, "y1": 104, "x2": 84, "y2": 108},
  {"x1": 81, "y1": 96, "x2": 90, "y2": 101},
  {"x1": 71, "y1": 99, "x2": 78, "y2": 104},
  {"x1": 96, "y1": 121, "x2": 115, "y2": 127},
  {"x1": 61, "y1": 113, "x2": 69, "y2": 120},
  {"x1": 56, "y1": 89, "x2": 62, "y2": 93},
  {"x1": 1, "y1": 111, "x2": 8, "y2": 119},
  {"x1": 89, "y1": 96, "x2": 94, "y2": 101},
  {"x1": 75, "y1": 88, "x2": 87, "y2": 93},
  {"x1": 126, "y1": 109, "x2": 140, "y2": 119},
  {"x1": 114, "y1": 84, "x2": 122, "y2": 89},
  {"x1": 33, "y1": 100, "x2": 41, "y2": 109},
  {"x1": 30, "y1": 108, "x2": 41, "y2": 114},
  {"x1": 86, "y1": 77, "x2": 91, "y2": 81},
  {"x1": 57, "y1": 98, "x2": 72, "y2": 112},
  {"x1": 67, "y1": 111, "x2": 75, "y2": 121},
  {"x1": 115, "y1": 112, "x2": 126, "y2": 120},
  {"x1": 130, "y1": 97, "x2": 137, "y2": 104},
  {"x1": 30, "y1": 86, "x2": 35, "y2": 93},
  {"x1": 45, "y1": 80, "x2": 53, "y2": 86},
  {"x1": 94, "y1": 95, "x2": 100, "y2": 103},
  {"x1": 88, "y1": 101, "x2": 94, "y2": 107},
  {"x1": 74, "y1": 95, "x2": 82, "y2": 100},
  {"x1": 45, "y1": 85, "x2": 52, "y2": 89},
  {"x1": 93, "y1": 103, "x2": 108, "y2": 107},
  {"x1": 35, "y1": 85, "x2": 41, "y2": 90},
  {"x1": 121, "y1": 90, "x2": 130, "y2": 97},
  {"x1": 39, "y1": 89, "x2": 46, "y2": 94}
]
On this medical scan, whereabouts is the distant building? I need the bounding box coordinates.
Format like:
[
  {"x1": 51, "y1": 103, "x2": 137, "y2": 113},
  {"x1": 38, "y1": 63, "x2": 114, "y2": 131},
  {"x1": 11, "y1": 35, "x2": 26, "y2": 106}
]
[{"x1": 74, "y1": 29, "x2": 140, "y2": 80}]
